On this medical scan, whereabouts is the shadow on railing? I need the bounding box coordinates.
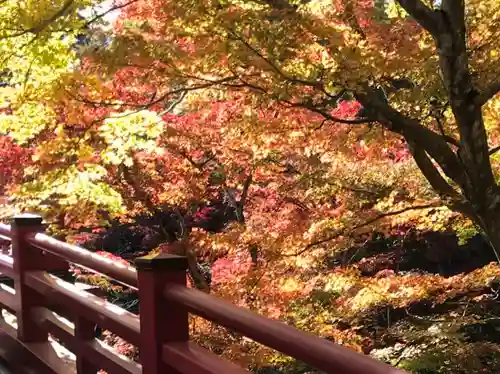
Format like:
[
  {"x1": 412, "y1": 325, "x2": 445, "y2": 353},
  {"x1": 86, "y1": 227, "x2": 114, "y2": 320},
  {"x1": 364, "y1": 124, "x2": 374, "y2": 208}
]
[{"x1": 0, "y1": 214, "x2": 407, "y2": 374}]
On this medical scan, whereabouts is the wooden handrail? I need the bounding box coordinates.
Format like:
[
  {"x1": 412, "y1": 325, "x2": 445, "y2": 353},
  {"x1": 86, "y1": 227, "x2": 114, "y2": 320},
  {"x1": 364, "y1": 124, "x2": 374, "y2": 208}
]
[
  {"x1": 162, "y1": 342, "x2": 251, "y2": 374},
  {"x1": 0, "y1": 214, "x2": 408, "y2": 374},
  {"x1": 164, "y1": 284, "x2": 406, "y2": 374},
  {"x1": 27, "y1": 232, "x2": 138, "y2": 290},
  {"x1": 0, "y1": 283, "x2": 16, "y2": 314},
  {"x1": 0, "y1": 223, "x2": 10, "y2": 237},
  {"x1": 0, "y1": 253, "x2": 14, "y2": 278}
]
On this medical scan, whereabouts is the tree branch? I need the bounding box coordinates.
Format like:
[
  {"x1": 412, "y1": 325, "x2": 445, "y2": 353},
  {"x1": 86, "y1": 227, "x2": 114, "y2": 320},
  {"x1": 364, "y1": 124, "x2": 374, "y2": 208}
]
[
  {"x1": 408, "y1": 141, "x2": 459, "y2": 199},
  {"x1": 477, "y1": 81, "x2": 500, "y2": 106},
  {"x1": 434, "y1": 0, "x2": 495, "y2": 196},
  {"x1": 440, "y1": 0, "x2": 466, "y2": 33},
  {"x1": 227, "y1": 29, "x2": 340, "y2": 100},
  {"x1": 289, "y1": 202, "x2": 443, "y2": 256},
  {"x1": 84, "y1": 0, "x2": 137, "y2": 27},
  {"x1": 396, "y1": 0, "x2": 441, "y2": 36},
  {"x1": 281, "y1": 99, "x2": 372, "y2": 125},
  {"x1": 240, "y1": 172, "x2": 253, "y2": 207},
  {"x1": 341, "y1": 0, "x2": 366, "y2": 38},
  {"x1": 355, "y1": 87, "x2": 467, "y2": 187},
  {"x1": 165, "y1": 144, "x2": 216, "y2": 170},
  {"x1": 120, "y1": 155, "x2": 157, "y2": 214},
  {"x1": 67, "y1": 76, "x2": 239, "y2": 109},
  {"x1": 429, "y1": 101, "x2": 459, "y2": 147},
  {"x1": 35, "y1": 0, "x2": 74, "y2": 32},
  {"x1": 222, "y1": 170, "x2": 254, "y2": 225},
  {"x1": 489, "y1": 145, "x2": 500, "y2": 156},
  {"x1": 158, "y1": 91, "x2": 187, "y2": 115},
  {"x1": 0, "y1": 0, "x2": 75, "y2": 40}
]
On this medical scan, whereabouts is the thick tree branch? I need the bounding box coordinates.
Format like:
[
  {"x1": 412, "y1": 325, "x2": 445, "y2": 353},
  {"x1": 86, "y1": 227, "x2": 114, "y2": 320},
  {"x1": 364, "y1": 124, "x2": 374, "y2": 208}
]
[
  {"x1": 434, "y1": 0, "x2": 496, "y2": 198},
  {"x1": 408, "y1": 141, "x2": 459, "y2": 199},
  {"x1": 223, "y1": 170, "x2": 254, "y2": 224},
  {"x1": 168, "y1": 213, "x2": 211, "y2": 292},
  {"x1": 407, "y1": 141, "x2": 475, "y2": 216},
  {"x1": 440, "y1": 0, "x2": 466, "y2": 33},
  {"x1": 167, "y1": 241, "x2": 210, "y2": 293},
  {"x1": 356, "y1": 87, "x2": 467, "y2": 187},
  {"x1": 477, "y1": 81, "x2": 500, "y2": 106},
  {"x1": 158, "y1": 91, "x2": 187, "y2": 115},
  {"x1": 34, "y1": 0, "x2": 74, "y2": 33},
  {"x1": 396, "y1": 0, "x2": 441, "y2": 36}
]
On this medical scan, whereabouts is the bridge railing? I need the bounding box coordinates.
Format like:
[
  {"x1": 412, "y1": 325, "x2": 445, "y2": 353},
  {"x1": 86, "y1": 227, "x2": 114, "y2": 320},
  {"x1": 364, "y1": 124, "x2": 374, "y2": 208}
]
[{"x1": 0, "y1": 214, "x2": 406, "y2": 374}]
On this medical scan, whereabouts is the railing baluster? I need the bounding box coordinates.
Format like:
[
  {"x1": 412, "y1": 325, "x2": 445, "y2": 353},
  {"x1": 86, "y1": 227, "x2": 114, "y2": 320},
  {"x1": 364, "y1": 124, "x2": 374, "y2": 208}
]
[
  {"x1": 75, "y1": 315, "x2": 99, "y2": 374},
  {"x1": 135, "y1": 253, "x2": 189, "y2": 374},
  {"x1": 11, "y1": 214, "x2": 48, "y2": 343}
]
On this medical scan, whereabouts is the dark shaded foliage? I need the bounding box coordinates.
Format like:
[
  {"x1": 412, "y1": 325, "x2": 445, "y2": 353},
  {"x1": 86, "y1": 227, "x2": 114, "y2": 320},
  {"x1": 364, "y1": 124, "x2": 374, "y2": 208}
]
[
  {"x1": 326, "y1": 231, "x2": 496, "y2": 277},
  {"x1": 81, "y1": 199, "x2": 238, "y2": 257}
]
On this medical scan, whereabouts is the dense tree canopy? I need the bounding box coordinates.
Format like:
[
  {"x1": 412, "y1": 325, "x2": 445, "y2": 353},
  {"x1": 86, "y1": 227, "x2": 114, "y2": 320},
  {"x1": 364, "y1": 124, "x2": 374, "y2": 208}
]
[{"x1": 1, "y1": 0, "x2": 500, "y2": 372}]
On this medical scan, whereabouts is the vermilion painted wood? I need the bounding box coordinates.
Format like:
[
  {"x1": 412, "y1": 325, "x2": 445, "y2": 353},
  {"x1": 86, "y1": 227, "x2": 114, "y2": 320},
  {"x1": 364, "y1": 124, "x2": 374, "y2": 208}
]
[
  {"x1": 135, "y1": 254, "x2": 189, "y2": 374},
  {"x1": 23, "y1": 342, "x2": 76, "y2": 374},
  {"x1": 10, "y1": 215, "x2": 49, "y2": 343},
  {"x1": 0, "y1": 254, "x2": 15, "y2": 279},
  {"x1": 0, "y1": 333, "x2": 71, "y2": 374},
  {"x1": 32, "y1": 307, "x2": 75, "y2": 350},
  {"x1": 0, "y1": 283, "x2": 17, "y2": 314},
  {"x1": 165, "y1": 284, "x2": 407, "y2": 374},
  {"x1": 2, "y1": 225, "x2": 108, "y2": 321},
  {"x1": 33, "y1": 307, "x2": 141, "y2": 374},
  {"x1": 75, "y1": 316, "x2": 99, "y2": 374},
  {"x1": 0, "y1": 224, "x2": 10, "y2": 238},
  {"x1": 162, "y1": 342, "x2": 251, "y2": 374},
  {"x1": 25, "y1": 271, "x2": 141, "y2": 346},
  {"x1": 0, "y1": 317, "x2": 75, "y2": 374},
  {"x1": 83, "y1": 340, "x2": 141, "y2": 374},
  {"x1": 27, "y1": 233, "x2": 138, "y2": 289}
]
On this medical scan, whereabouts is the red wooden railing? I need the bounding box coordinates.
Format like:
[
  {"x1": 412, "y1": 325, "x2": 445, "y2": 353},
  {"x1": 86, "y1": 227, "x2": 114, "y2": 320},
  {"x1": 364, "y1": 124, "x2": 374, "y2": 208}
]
[{"x1": 0, "y1": 214, "x2": 407, "y2": 374}]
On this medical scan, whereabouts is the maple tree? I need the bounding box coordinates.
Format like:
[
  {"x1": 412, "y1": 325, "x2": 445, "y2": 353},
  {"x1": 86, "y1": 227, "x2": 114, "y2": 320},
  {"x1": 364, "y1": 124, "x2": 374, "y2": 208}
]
[{"x1": 98, "y1": 0, "x2": 500, "y2": 254}]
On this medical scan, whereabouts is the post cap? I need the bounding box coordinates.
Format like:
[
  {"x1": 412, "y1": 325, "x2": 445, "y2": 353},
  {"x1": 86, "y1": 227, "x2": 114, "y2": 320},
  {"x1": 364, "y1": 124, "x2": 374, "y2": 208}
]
[
  {"x1": 135, "y1": 253, "x2": 188, "y2": 271},
  {"x1": 12, "y1": 213, "x2": 43, "y2": 227}
]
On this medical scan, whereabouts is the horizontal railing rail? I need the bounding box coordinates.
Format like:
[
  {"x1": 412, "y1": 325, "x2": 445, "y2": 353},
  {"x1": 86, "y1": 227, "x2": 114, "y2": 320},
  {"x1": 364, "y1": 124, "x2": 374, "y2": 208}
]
[
  {"x1": 0, "y1": 223, "x2": 10, "y2": 237},
  {"x1": 26, "y1": 271, "x2": 141, "y2": 346},
  {"x1": 0, "y1": 214, "x2": 408, "y2": 374},
  {"x1": 27, "y1": 232, "x2": 138, "y2": 289},
  {"x1": 164, "y1": 284, "x2": 404, "y2": 374}
]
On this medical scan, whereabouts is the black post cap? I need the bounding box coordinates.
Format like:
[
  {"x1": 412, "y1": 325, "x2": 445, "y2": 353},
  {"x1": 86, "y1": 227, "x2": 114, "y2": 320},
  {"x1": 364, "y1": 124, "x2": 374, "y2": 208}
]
[
  {"x1": 12, "y1": 213, "x2": 43, "y2": 227},
  {"x1": 135, "y1": 253, "x2": 188, "y2": 271}
]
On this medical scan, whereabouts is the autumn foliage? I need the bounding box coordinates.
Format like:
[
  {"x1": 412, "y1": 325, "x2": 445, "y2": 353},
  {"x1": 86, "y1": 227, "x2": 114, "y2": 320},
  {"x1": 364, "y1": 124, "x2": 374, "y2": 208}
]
[{"x1": 0, "y1": 136, "x2": 32, "y2": 195}]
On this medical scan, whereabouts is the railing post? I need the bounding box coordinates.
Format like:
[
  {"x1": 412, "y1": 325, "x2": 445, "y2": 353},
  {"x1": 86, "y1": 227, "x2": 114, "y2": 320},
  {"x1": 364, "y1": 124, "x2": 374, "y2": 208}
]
[
  {"x1": 11, "y1": 213, "x2": 48, "y2": 342},
  {"x1": 135, "y1": 253, "x2": 189, "y2": 374},
  {"x1": 75, "y1": 316, "x2": 99, "y2": 374}
]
